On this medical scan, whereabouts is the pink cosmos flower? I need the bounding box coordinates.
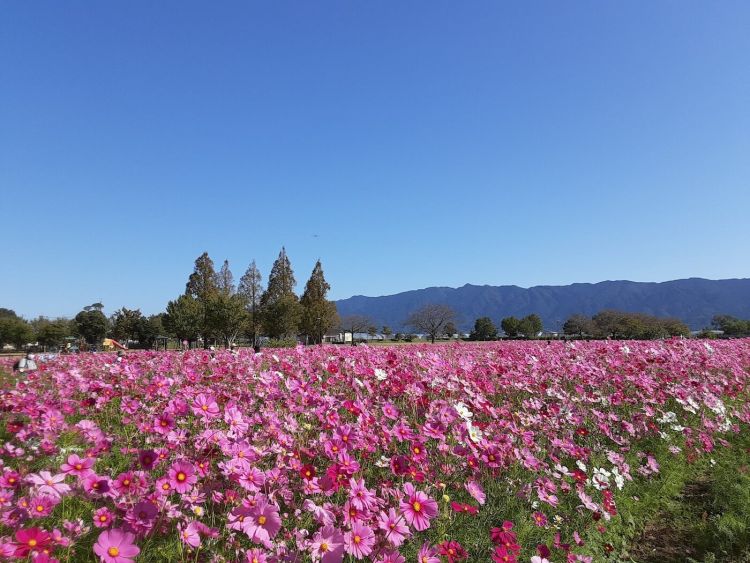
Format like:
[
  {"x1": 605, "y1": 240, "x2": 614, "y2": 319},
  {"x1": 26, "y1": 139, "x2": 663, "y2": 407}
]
[
  {"x1": 29, "y1": 495, "x2": 58, "y2": 518},
  {"x1": 344, "y1": 521, "x2": 375, "y2": 559},
  {"x1": 191, "y1": 394, "x2": 220, "y2": 419},
  {"x1": 310, "y1": 525, "x2": 345, "y2": 563},
  {"x1": 178, "y1": 521, "x2": 201, "y2": 548},
  {"x1": 93, "y1": 528, "x2": 140, "y2": 562},
  {"x1": 399, "y1": 482, "x2": 438, "y2": 531},
  {"x1": 348, "y1": 477, "x2": 377, "y2": 511},
  {"x1": 27, "y1": 472, "x2": 71, "y2": 498},
  {"x1": 60, "y1": 454, "x2": 95, "y2": 479},
  {"x1": 377, "y1": 507, "x2": 410, "y2": 547},
  {"x1": 153, "y1": 414, "x2": 174, "y2": 435},
  {"x1": 376, "y1": 551, "x2": 406, "y2": 563},
  {"x1": 0, "y1": 488, "x2": 14, "y2": 507},
  {"x1": 246, "y1": 548, "x2": 268, "y2": 563},
  {"x1": 244, "y1": 498, "x2": 282, "y2": 547},
  {"x1": 168, "y1": 461, "x2": 197, "y2": 494},
  {"x1": 465, "y1": 480, "x2": 486, "y2": 505},
  {"x1": 417, "y1": 542, "x2": 440, "y2": 563},
  {"x1": 93, "y1": 507, "x2": 113, "y2": 528},
  {"x1": 532, "y1": 511, "x2": 548, "y2": 527}
]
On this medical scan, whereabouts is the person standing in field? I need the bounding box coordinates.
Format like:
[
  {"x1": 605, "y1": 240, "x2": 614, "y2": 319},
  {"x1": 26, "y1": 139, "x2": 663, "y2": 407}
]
[{"x1": 15, "y1": 352, "x2": 38, "y2": 373}]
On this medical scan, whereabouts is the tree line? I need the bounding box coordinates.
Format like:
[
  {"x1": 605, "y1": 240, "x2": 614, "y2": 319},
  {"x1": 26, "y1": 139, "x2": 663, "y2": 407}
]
[
  {"x1": 465, "y1": 311, "x2": 693, "y2": 341},
  {"x1": 0, "y1": 248, "x2": 339, "y2": 350}
]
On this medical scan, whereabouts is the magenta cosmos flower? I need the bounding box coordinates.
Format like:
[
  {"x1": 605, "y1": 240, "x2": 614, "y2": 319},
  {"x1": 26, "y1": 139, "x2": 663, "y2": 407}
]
[
  {"x1": 400, "y1": 482, "x2": 438, "y2": 531},
  {"x1": 61, "y1": 454, "x2": 95, "y2": 479},
  {"x1": 93, "y1": 528, "x2": 140, "y2": 563},
  {"x1": 14, "y1": 528, "x2": 51, "y2": 557},
  {"x1": 168, "y1": 461, "x2": 197, "y2": 494}
]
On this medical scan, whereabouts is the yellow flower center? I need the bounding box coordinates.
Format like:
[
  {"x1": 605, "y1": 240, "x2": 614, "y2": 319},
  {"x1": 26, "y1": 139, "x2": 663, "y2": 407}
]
[
  {"x1": 320, "y1": 542, "x2": 329, "y2": 552},
  {"x1": 413, "y1": 501, "x2": 422, "y2": 512},
  {"x1": 123, "y1": 479, "x2": 130, "y2": 486},
  {"x1": 177, "y1": 472, "x2": 186, "y2": 482},
  {"x1": 100, "y1": 515, "x2": 108, "y2": 522},
  {"x1": 354, "y1": 534, "x2": 361, "y2": 544},
  {"x1": 28, "y1": 539, "x2": 37, "y2": 547},
  {"x1": 36, "y1": 505, "x2": 45, "y2": 512},
  {"x1": 201, "y1": 405, "x2": 208, "y2": 411},
  {"x1": 75, "y1": 464, "x2": 82, "y2": 470},
  {"x1": 258, "y1": 515, "x2": 267, "y2": 525},
  {"x1": 162, "y1": 483, "x2": 170, "y2": 490},
  {"x1": 108, "y1": 547, "x2": 120, "y2": 557}
]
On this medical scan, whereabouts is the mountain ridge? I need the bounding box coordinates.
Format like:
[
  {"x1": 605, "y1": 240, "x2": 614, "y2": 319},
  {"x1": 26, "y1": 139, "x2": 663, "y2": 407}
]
[{"x1": 334, "y1": 277, "x2": 750, "y2": 331}]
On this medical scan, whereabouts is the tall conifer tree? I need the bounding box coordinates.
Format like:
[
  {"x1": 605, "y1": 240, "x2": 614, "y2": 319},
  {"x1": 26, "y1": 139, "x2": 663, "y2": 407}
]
[{"x1": 300, "y1": 260, "x2": 339, "y2": 344}]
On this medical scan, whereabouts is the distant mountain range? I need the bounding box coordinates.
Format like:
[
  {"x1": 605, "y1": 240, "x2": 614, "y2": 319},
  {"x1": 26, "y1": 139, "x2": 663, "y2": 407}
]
[{"x1": 335, "y1": 278, "x2": 750, "y2": 332}]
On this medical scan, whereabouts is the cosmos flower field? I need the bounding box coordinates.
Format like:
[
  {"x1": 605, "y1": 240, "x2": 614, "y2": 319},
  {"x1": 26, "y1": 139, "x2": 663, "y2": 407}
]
[{"x1": 1, "y1": 339, "x2": 750, "y2": 562}]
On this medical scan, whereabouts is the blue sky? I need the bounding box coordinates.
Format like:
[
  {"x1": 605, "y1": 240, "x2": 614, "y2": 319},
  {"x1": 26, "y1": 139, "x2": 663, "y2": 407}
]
[{"x1": 2, "y1": 1, "x2": 749, "y2": 319}]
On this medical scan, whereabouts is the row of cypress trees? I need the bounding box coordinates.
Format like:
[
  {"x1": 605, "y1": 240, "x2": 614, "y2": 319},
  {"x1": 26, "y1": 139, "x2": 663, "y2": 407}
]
[{"x1": 163, "y1": 248, "x2": 338, "y2": 347}]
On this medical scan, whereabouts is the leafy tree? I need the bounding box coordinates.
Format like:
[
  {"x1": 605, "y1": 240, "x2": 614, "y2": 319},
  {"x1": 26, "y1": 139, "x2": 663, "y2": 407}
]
[
  {"x1": 405, "y1": 304, "x2": 457, "y2": 344},
  {"x1": 238, "y1": 260, "x2": 263, "y2": 348},
  {"x1": 563, "y1": 314, "x2": 594, "y2": 338},
  {"x1": 135, "y1": 314, "x2": 164, "y2": 349},
  {"x1": 470, "y1": 317, "x2": 497, "y2": 341},
  {"x1": 712, "y1": 315, "x2": 750, "y2": 337},
  {"x1": 382, "y1": 326, "x2": 393, "y2": 341},
  {"x1": 74, "y1": 303, "x2": 108, "y2": 345},
  {"x1": 340, "y1": 315, "x2": 372, "y2": 345},
  {"x1": 0, "y1": 316, "x2": 34, "y2": 349},
  {"x1": 163, "y1": 295, "x2": 202, "y2": 346},
  {"x1": 0, "y1": 308, "x2": 18, "y2": 319},
  {"x1": 262, "y1": 295, "x2": 302, "y2": 341},
  {"x1": 260, "y1": 247, "x2": 302, "y2": 339},
  {"x1": 501, "y1": 316, "x2": 521, "y2": 338},
  {"x1": 300, "y1": 260, "x2": 339, "y2": 344},
  {"x1": 592, "y1": 310, "x2": 625, "y2": 339},
  {"x1": 111, "y1": 308, "x2": 145, "y2": 344},
  {"x1": 33, "y1": 318, "x2": 70, "y2": 350},
  {"x1": 518, "y1": 314, "x2": 543, "y2": 339},
  {"x1": 207, "y1": 292, "x2": 248, "y2": 347},
  {"x1": 185, "y1": 252, "x2": 219, "y2": 346},
  {"x1": 367, "y1": 326, "x2": 378, "y2": 338}
]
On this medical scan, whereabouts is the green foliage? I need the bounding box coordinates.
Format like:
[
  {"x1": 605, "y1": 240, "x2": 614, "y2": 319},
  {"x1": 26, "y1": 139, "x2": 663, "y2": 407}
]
[
  {"x1": 260, "y1": 248, "x2": 301, "y2": 339},
  {"x1": 207, "y1": 292, "x2": 248, "y2": 346},
  {"x1": 110, "y1": 307, "x2": 145, "y2": 343},
  {"x1": 518, "y1": 313, "x2": 543, "y2": 339},
  {"x1": 0, "y1": 315, "x2": 34, "y2": 349},
  {"x1": 264, "y1": 336, "x2": 299, "y2": 348},
  {"x1": 712, "y1": 314, "x2": 750, "y2": 337},
  {"x1": 261, "y1": 294, "x2": 302, "y2": 340},
  {"x1": 470, "y1": 316, "x2": 497, "y2": 340},
  {"x1": 500, "y1": 316, "x2": 521, "y2": 337},
  {"x1": 32, "y1": 317, "x2": 71, "y2": 349},
  {"x1": 163, "y1": 295, "x2": 202, "y2": 343},
  {"x1": 584, "y1": 310, "x2": 691, "y2": 339},
  {"x1": 300, "y1": 260, "x2": 339, "y2": 344},
  {"x1": 74, "y1": 304, "x2": 108, "y2": 345}
]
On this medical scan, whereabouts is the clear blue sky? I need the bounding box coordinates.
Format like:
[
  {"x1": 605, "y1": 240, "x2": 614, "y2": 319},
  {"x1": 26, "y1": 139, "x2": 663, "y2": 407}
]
[{"x1": 2, "y1": 1, "x2": 749, "y2": 319}]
